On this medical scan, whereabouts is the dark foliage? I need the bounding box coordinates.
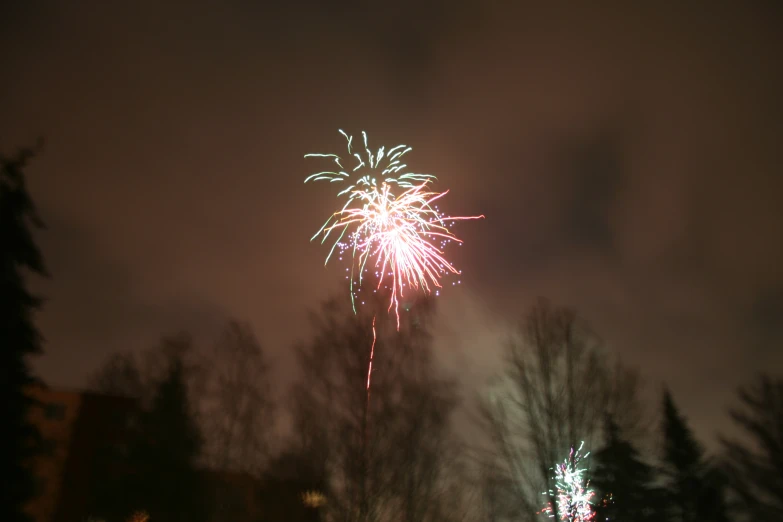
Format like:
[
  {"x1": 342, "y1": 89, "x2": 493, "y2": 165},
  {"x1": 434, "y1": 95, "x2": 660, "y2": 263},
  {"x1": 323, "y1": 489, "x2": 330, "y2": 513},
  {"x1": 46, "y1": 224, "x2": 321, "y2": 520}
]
[
  {"x1": 90, "y1": 342, "x2": 208, "y2": 522},
  {"x1": 592, "y1": 414, "x2": 661, "y2": 521},
  {"x1": 721, "y1": 374, "x2": 783, "y2": 520},
  {"x1": 660, "y1": 390, "x2": 728, "y2": 522},
  {"x1": 257, "y1": 448, "x2": 329, "y2": 522},
  {"x1": 0, "y1": 143, "x2": 47, "y2": 522}
]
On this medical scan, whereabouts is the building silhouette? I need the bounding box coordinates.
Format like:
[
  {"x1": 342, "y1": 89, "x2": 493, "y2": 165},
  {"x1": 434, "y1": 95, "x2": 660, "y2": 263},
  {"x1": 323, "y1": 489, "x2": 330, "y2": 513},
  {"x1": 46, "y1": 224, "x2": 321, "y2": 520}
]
[
  {"x1": 24, "y1": 385, "x2": 136, "y2": 522},
  {"x1": 24, "y1": 385, "x2": 268, "y2": 522}
]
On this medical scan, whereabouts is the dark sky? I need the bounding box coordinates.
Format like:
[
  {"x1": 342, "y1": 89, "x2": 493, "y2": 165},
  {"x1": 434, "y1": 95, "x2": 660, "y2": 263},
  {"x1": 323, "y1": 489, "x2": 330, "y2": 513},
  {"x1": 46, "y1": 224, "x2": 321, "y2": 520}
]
[{"x1": 2, "y1": 2, "x2": 782, "y2": 448}]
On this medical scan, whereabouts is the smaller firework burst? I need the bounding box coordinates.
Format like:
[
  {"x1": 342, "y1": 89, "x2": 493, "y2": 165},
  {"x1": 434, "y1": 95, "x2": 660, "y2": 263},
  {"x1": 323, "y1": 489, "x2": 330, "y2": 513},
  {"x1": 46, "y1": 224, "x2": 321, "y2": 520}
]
[{"x1": 541, "y1": 442, "x2": 595, "y2": 521}]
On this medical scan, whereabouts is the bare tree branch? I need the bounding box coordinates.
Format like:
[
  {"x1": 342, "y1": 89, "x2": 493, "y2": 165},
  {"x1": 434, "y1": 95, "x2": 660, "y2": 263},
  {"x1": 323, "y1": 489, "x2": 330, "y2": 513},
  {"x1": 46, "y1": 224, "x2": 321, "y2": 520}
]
[
  {"x1": 290, "y1": 292, "x2": 464, "y2": 522},
  {"x1": 478, "y1": 298, "x2": 648, "y2": 521},
  {"x1": 198, "y1": 320, "x2": 275, "y2": 476}
]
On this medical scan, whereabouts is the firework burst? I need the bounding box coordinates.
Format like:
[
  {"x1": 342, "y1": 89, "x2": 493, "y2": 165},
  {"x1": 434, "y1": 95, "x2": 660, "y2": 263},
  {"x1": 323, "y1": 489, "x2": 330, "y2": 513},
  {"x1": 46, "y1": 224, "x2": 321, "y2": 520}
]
[
  {"x1": 541, "y1": 442, "x2": 596, "y2": 521},
  {"x1": 305, "y1": 130, "x2": 483, "y2": 326}
]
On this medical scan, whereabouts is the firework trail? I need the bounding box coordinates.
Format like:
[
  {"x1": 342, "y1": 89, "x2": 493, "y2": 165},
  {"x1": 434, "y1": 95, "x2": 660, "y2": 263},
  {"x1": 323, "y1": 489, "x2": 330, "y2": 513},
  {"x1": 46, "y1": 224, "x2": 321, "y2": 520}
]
[
  {"x1": 366, "y1": 315, "x2": 376, "y2": 402},
  {"x1": 305, "y1": 130, "x2": 484, "y2": 328},
  {"x1": 540, "y1": 442, "x2": 596, "y2": 521},
  {"x1": 304, "y1": 131, "x2": 483, "y2": 493}
]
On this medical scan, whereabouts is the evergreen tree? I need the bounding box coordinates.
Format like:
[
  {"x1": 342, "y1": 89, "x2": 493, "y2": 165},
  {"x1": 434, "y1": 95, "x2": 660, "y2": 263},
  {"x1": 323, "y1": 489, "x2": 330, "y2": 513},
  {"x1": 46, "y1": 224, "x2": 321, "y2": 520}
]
[
  {"x1": 721, "y1": 374, "x2": 783, "y2": 521},
  {"x1": 660, "y1": 390, "x2": 728, "y2": 522},
  {"x1": 91, "y1": 342, "x2": 208, "y2": 522},
  {"x1": 592, "y1": 415, "x2": 660, "y2": 521},
  {"x1": 0, "y1": 144, "x2": 47, "y2": 522},
  {"x1": 129, "y1": 352, "x2": 207, "y2": 522}
]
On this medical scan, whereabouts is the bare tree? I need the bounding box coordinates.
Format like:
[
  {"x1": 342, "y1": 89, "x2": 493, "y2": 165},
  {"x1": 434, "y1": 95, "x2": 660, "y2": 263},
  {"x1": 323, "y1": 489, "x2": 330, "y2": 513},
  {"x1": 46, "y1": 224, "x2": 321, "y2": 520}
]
[
  {"x1": 91, "y1": 323, "x2": 274, "y2": 476},
  {"x1": 482, "y1": 466, "x2": 512, "y2": 522},
  {"x1": 720, "y1": 374, "x2": 783, "y2": 521},
  {"x1": 89, "y1": 327, "x2": 272, "y2": 520},
  {"x1": 198, "y1": 320, "x2": 275, "y2": 475},
  {"x1": 90, "y1": 351, "x2": 144, "y2": 398},
  {"x1": 89, "y1": 332, "x2": 201, "y2": 405},
  {"x1": 290, "y1": 292, "x2": 463, "y2": 522},
  {"x1": 384, "y1": 347, "x2": 462, "y2": 522},
  {"x1": 478, "y1": 299, "x2": 648, "y2": 521}
]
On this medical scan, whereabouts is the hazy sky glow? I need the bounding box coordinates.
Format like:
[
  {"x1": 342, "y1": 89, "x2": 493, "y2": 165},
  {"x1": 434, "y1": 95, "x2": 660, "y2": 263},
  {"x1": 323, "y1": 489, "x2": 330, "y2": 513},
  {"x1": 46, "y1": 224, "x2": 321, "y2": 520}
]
[{"x1": 1, "y1": 1, "x2": 781, "y2": 447}]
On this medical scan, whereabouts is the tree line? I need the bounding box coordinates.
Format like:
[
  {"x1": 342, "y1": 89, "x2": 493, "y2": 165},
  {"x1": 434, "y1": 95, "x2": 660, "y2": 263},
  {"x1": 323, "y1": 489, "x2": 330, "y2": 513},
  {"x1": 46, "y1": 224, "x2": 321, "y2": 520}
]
[{"x1": 3, "y1": 148, "x2": 782, "y2": 522}]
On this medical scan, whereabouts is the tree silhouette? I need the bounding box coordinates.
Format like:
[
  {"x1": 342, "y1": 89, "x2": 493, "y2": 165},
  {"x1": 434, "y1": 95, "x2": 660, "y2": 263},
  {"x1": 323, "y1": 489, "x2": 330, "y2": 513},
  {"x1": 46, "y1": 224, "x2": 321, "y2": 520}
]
[
  {"x1": 90, "y1": 336, "x2": 208, "y2": 522},
  {"x1": 660, "y1": 390, "x2": 728, "y2": 522},
  {"x1": 479, "y1": 299, "x2": 648, "y2": 521},
  {"x1": 198, "y1": 320, "x2": 275, "y2": 475},
  {"x1": 89, "y1": 351, "x2": 144, "y2": 399},
  {"x1": 133, "y1": 353, "x2": 206, "y2": 521},
  {"x1": 720, "y1": 374, "x2": 783, "y2": 521},
  {"x1": 289, "y1": 291, "x2": 461, "y2": 522},
  {"x1": 0, "y1": 143, "x2": 48, "y2": 522},
  {"x1": 592, "y1": 414, "x2": 660, "y2": 521}
]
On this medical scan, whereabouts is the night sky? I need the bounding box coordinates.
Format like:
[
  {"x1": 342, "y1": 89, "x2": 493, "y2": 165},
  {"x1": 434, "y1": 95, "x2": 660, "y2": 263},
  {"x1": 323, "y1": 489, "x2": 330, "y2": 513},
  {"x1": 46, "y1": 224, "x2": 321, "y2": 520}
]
[{"x1": 2, "y1": 2, "x2": 781, "y2": 448}]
